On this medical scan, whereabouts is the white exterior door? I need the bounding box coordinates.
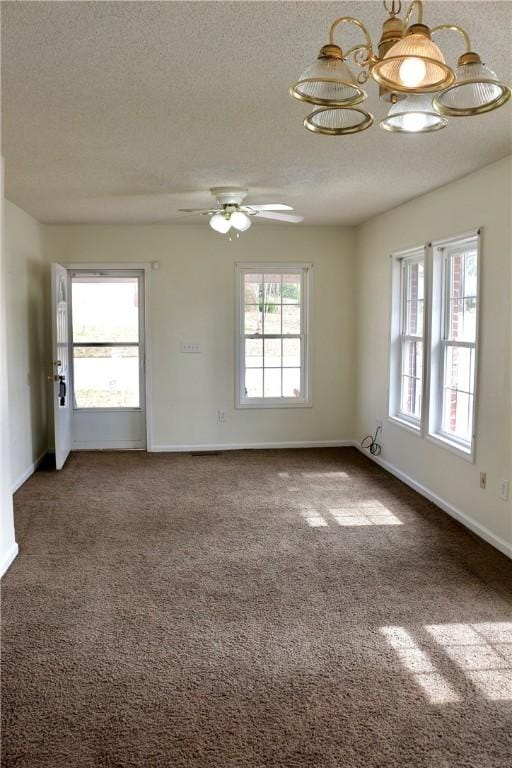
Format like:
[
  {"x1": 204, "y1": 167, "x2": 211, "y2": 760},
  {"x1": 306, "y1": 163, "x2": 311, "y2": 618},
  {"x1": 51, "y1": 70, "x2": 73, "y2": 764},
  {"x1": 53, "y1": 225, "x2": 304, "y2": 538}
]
[
  {"x1": 69, "y1": 270, "x2": 146, "y2": 449},
  {"x1": 51, "y1": 263, "x2": 72, "y2": 469}
]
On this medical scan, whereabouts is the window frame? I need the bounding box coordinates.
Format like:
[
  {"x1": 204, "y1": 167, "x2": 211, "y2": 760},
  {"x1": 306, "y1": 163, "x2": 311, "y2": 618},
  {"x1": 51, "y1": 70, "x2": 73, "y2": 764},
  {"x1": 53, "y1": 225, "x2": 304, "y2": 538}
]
[
  {"x1": 427, "y1": 232, "x2": 480, "y2": 461},
  {"x1": 389, "y1": 246, "x2": 426, "y2": 432},
  {"x1": 235, "y1": 262, "x2": 313, "y2": 409}
]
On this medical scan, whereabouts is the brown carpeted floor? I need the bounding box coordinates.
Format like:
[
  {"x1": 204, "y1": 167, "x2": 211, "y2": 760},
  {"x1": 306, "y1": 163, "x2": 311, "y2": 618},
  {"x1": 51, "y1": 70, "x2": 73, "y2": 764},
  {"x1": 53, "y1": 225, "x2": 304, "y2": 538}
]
[{"x1": 2, "y1": 448, "x2": 512, "y2": 767}]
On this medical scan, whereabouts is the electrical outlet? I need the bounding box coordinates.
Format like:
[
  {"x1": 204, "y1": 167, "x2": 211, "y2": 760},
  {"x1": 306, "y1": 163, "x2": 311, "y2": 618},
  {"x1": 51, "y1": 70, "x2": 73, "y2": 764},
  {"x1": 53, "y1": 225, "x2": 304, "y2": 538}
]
[
  {"x1": 180, "y1": 341, "x2": 200, "y2": 354},
  {"x1": 479, "y1": 472, "x2": 487, "y2": 490},
  {"x1": 217, "y1": 410, "x2": 226, "y2": 423},
  {"x1": 499, "y1": 480, "x2": 509, "y2": 501}
]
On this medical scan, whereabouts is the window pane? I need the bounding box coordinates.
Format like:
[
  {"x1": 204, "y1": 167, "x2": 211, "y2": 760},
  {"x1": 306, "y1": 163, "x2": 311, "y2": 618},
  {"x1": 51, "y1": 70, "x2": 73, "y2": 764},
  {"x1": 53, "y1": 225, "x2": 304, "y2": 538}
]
[
  {"x1": 264, "y1": 338, "x2": 281, "y2": 367},
  {"x1": 283, "y1": 368, "x2": 301, "y2": 398},
  {"x1": 442, "y1": 345, "x2": 475, "y2": 442},
  {"x1": 449, "y1": 297, "x2": 476, "y2": 342},
  {"x1": 263, "y1": 302, "x2": 281, "y2": 334},
  {"x1": 263, "y1": 275, "x2": 281, "y2": 303},
  {"x1": 283, "y1": 338, "x2": 301, "y2": 367},
  {"x1": 282, "y1": 274, "x2": 301, "y2": 304},
  {"x1": 402, "y1": 339, "x2": 423, "y2": 379},
  {"x1": 244, "y1": 304, "x2": 262, "y2": 335},
  {"x1": 464, "y1": 251, "x2": 477, "y2": 296},
  {"x1": 264, "y1": 368, "x2": 281, "y2": 397},
  {"x1": 72, "y1": 278, "x2": 139, "y2": 343},
  {"x1": 444, "y1": 346, "x2": 473, "y2": 394},
  {"x1": 283, "y1": 305, "x2": 300, "y2": 335},
  {"x1": 244, "y1": 274, "x2": 262, "y2": 304},
  {"x1": 400, "y1": 340, "x2": 422, "y2": 418},
  {"x1": 442, "y1": 388, "x2": 473, "y2": 442},
  {"x1": 245, "y1": 339, "x2": 262, "y2": 368},
  {"x1": 403, "y1": 260, "x2": 424, "y2": 336},
  {"x1": 405, "y1": 298, "x2": 424, "y2": 336},
  {"x1": 73, "y1": 346, "x2": 139, "y2": 407},
  {"x1": 245, "y1": 368, "x2": 262, "y2": 398}
]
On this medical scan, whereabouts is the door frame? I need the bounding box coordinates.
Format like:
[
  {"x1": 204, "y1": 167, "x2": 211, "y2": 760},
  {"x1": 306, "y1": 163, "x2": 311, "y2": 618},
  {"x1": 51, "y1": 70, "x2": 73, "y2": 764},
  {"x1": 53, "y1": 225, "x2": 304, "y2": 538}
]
[{"x1": 66, "y1": 262, "x2": 153, "y2": 451}]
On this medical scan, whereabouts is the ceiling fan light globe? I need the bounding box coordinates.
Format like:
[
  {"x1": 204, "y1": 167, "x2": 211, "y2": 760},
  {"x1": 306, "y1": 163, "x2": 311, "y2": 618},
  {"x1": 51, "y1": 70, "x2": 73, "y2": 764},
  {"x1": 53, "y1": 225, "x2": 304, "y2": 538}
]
[
  {"x1": 209, "y1": 213, "x2": 231, "y2": 233},
  {"x1": 230, "y1": 211, "x2": 251, "y2": 231}
]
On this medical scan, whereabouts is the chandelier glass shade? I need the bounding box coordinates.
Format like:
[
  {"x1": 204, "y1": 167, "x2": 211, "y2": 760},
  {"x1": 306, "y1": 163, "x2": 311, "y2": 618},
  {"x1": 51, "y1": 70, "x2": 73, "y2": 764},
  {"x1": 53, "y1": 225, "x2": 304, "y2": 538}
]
[
  {"x1": 433, "y1": 53, "x2": 511, "y2": 116},
  {"x1": 381, "y1": 93, "x2": 447, "y2": 132},
  {"x1": 289, "y1": 1, "x2": 511, "y2": 136},
  {"x1": 289, "y1": 46, "x2": 366, "y2": 106},
  {"x1": 371, "y1": 24, "x2": 454, "y2": 93},
  {"x1": 304, "y1": 107, "x2": 373, "y2": 135}
]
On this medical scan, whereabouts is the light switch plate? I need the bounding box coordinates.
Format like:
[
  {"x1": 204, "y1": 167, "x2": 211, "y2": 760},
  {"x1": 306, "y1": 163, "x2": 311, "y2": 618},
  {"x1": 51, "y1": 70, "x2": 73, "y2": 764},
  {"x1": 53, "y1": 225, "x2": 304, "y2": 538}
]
[{"x1": 180, "y1": 342, "x2": 201, "y2": 354}]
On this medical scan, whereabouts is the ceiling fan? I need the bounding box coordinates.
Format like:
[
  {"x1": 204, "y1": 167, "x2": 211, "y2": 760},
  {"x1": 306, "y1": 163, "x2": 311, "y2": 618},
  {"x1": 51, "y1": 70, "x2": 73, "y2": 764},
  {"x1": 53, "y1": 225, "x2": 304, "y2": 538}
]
[{"x1": 179, "y1": 187, "x2": 303, "y2": 234}]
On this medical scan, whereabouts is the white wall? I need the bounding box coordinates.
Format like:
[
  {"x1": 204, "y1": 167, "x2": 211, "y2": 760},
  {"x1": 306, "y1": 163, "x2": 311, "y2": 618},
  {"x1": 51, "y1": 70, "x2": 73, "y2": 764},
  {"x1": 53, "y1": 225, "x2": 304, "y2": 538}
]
[
  {"x1": 4, "y1": 200, "x2": 48, "y2": 491},
  {"x1": 44, "y1": 223, "x2": 356, "y2": 449},
  {"x1": 0, "y1": 159, "x2": 18, "y2": 575},
  {"x1": 355, "y1": 157, "x2": 512, "y2": 554}
]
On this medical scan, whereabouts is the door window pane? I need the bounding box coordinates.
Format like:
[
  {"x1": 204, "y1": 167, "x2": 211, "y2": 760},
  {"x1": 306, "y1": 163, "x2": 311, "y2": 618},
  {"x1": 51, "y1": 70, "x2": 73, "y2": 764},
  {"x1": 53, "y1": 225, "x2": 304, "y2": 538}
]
[
  {"x1": 73, "y1": 346, "x2": 139, "y2": 408},
  {"x1": 72, "y1": 278, "x2": 139, "y2": 342}
]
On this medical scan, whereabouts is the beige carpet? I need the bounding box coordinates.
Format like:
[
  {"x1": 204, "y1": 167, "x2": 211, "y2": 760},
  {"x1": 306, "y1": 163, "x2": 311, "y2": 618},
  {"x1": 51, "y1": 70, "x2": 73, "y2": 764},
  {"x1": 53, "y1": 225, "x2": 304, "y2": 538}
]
[{"x1": 2, "y1": 448, "x2": 512, "y2": 767}]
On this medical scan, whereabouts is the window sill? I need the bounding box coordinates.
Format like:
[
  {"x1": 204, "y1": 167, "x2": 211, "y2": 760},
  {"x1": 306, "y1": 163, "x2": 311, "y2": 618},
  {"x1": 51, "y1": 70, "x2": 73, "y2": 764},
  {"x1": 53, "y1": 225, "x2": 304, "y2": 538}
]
[
  {"x1": 426, "y1": 432, "x2": 475, "y2": 463},
  {"x1": 236, "y1": 399, "x2": 312, "y2": 410},
  {"x1": 388, "y1": 415, "x2": 422, "y2": 437}
]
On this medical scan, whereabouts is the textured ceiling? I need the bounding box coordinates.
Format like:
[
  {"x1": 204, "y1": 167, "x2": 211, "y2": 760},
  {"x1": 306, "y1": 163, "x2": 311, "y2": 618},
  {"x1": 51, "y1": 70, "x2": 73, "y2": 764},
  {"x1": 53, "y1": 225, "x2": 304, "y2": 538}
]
[{"x1": 1, "y1": 1, "x2": 511, "y2": 225}]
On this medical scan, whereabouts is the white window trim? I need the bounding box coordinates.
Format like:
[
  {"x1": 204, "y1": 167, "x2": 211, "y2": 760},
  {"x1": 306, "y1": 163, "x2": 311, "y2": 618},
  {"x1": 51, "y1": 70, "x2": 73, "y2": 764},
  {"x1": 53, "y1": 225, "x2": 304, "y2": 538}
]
[
  {"x1": 235, "y1": 262, "x2": 313, "y2": 409},
  {"x1": 426, "y1": 231, "x2": 481, "y2": 462},
  {"x1": 388, "y1": 245, "x2": 426, "y2": 433}
]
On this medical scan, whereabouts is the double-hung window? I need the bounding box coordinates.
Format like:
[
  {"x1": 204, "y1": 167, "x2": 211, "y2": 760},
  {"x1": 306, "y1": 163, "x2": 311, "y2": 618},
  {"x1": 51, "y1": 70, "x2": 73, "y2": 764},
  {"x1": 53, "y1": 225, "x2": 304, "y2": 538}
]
[
  {"x1": 389, "y1": 231, "x2": 480, "y2": 460},
  {"x1": 389, "y1": 248, "x2": 425, "y2": 429},
  {"x1": 235, "y1": 263, "x2": 312, "y2": 408},
  {"x1": 429, "y1": 234, "x2": 479, "y2": 455}
]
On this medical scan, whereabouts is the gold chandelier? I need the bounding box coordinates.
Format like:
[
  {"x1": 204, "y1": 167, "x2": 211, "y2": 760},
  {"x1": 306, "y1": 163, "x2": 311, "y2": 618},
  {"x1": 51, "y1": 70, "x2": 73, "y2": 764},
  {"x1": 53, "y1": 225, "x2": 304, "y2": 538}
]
[{"x1": 290, "y1": 0, "x2": 511, "y2": 135}]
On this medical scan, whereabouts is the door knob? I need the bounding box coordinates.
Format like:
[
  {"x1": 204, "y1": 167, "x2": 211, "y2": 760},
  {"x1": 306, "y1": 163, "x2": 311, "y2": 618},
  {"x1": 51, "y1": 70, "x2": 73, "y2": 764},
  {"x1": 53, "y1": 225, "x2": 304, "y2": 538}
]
[{"x1": 48, "y1": 375, "x2": 59, "y2": 381}]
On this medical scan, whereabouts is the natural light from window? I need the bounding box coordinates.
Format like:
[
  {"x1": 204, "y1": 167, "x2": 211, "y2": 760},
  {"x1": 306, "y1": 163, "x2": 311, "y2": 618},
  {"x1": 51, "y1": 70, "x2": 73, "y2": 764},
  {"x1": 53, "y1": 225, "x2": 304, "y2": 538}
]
[{"x1": 71, "y1": 276, "x2": 141, "y2": 408}]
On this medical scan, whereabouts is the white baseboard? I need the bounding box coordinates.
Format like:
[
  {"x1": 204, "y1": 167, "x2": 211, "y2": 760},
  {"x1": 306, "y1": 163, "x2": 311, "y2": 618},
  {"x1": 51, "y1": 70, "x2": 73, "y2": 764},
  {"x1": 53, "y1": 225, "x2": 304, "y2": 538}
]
[
  {"x1": 354, "y1": 443, "x2": 512, "y2": 560},
  {"x1": 11, "y1": 449, "x2": 48, "y2": 493},
  {"x1": 150, "y1": 439, "x2": 353, "y2": 453},
  {"x1": 0, "y1": 542, "x2": 19, "y2": 578}
]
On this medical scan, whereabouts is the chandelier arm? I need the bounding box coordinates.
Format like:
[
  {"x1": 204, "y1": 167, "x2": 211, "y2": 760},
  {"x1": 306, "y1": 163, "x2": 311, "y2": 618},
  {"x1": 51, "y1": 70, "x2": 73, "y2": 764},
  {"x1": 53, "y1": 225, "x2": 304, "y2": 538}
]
[
  {"x1": 430, "y1": 24, "x2": 472, "y2": 53},
  {"x1": 328, "y1": 16, "x2": 374, "y2": 61},
  {"x1": 344, "y1": 44, "x2": 373, "y2": 68},
  {"x1": 403, "y1": 0, "x2": 424, "y2": 27}
]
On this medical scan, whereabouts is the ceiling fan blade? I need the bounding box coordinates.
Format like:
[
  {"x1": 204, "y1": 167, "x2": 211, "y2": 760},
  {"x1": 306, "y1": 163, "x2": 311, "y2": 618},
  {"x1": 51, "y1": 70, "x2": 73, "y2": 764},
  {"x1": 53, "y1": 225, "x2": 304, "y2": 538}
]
[
  {"x1": 178, "y1": 208, "x2": 216, "y2": 213},
  {"x1": 246, "y1": 203, "x2": 294, "y2": 212},
  {"x1": 254, "y1": 211, "x2": 304, "y2": 223}
]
